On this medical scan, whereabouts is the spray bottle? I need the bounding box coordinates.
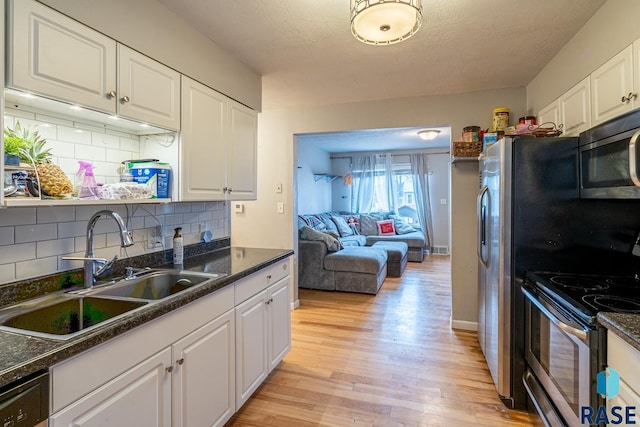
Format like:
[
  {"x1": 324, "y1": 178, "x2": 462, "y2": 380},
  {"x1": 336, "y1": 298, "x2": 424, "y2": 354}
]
[
  {"x1": 77, "y1": 161, "x2": 99, "y2": 199},
  {"x1": 173, "y1": 227, "x2": 184, "y2": 267}
]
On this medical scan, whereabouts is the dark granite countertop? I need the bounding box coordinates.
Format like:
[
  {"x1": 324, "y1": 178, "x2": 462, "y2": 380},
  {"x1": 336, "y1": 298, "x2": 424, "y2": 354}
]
[
  {"x1": 598, "y1": 312, "x2": 640, "y2": 352},
  {"x1": 0, "y1": 246, "x2": 293, "y2": 388}
]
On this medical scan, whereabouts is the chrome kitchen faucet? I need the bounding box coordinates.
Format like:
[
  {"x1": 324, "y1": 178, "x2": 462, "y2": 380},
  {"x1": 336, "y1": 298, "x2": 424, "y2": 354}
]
[{"x1": 63, "y1": 210, "x2": 134, "y2": 288}]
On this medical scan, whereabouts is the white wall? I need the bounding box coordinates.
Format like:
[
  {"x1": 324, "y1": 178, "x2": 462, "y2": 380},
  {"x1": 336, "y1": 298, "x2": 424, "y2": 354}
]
[
  {"x1": 232, "y1": 87, "x2": 527, "y2": 324},
  {"x1": 295, "y1": 140, "x2": 332, "y2": 215},
  {"x1": 427, "y1": 153, "x2": 450, "y2": 253},
  {"x1": 528, "y1": 0, "x2": 640, "y2": 114},
  {"x1": 37, "y1": 0, "x2": 261, "y2": 110},
  {"x1": 331, "y1": 158, "x2": 351, "y2": 212}
]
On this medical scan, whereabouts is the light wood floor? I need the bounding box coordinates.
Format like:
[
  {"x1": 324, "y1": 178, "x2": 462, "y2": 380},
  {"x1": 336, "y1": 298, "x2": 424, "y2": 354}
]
[{"x1": 226, "y1": 255, "x2": 534, "y2": 426}]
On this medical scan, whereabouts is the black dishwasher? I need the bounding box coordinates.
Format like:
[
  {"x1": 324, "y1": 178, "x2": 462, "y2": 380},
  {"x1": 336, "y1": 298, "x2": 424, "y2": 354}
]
[{"x1": 0, "y1": 371, "x2": 48, "y2": 427}]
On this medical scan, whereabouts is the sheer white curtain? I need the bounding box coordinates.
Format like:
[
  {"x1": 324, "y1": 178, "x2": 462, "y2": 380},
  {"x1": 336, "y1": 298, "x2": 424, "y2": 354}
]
[
  {"x1": 410, "y1": 153, "x2": 433, "y2": 250},
  {"x1": 350, "y1": 154, "x2": 396, "y2": 213}
]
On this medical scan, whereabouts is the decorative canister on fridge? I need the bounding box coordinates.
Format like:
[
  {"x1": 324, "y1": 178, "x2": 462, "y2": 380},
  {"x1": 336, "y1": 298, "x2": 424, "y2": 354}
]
[
  {"x1": 463, "y1": 126, "x2": 481, "y2": 142},
  {"x1": 492, "y1": 108, "x2": 510, "y2": 131}
]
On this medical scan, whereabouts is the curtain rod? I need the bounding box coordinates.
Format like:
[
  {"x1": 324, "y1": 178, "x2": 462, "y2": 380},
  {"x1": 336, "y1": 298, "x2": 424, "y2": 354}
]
[{"x1": 330, "y1": 151, "x2": 450, "y2": 159}]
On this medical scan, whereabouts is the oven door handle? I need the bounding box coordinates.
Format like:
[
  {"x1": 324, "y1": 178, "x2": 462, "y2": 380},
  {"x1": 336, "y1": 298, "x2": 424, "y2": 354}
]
[
  {"x1": 522, "y1": 287, "x2": 588, "y2": 342},
  {"x1": 628, "y1": 129, "x2": 640, "y2": 187}
]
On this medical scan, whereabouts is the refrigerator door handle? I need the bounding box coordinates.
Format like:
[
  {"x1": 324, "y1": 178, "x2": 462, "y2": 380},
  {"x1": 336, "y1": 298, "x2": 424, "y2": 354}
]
[
  {"x1": 629, "y1": 129, "x2": 640, "y2": 187},
  {"x1": 477, "y1": 185, "x2": 489, "y2": 267}
]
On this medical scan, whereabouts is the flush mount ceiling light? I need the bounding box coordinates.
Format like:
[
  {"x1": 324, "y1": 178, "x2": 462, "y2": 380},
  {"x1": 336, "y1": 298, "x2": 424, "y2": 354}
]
[
  {"x1": 350, "y1": 0, "x2": 423, "y2": 45},
  {"x1": 417, "y1": 129, "x2": 441, "y2": 140}
]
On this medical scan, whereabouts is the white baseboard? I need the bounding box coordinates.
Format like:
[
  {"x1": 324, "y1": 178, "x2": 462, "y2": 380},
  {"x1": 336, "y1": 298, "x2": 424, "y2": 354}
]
[
  {"x1": 291, "y1": 299, "x2": 300, "y2": 310},
  {"x1": 450, "y1": 318, "x2": 478, "y2": 331}
]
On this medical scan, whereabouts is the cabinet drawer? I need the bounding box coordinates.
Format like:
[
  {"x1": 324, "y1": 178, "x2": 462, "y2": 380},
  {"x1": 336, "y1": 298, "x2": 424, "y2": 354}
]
[
  {"x1": 607, "y1": 332, "x2": 640, "y2": 391},
  {"x1": 234, "y1": 259, "x2": 290, "y2": 305},
  {"x1": 51, "y1": 285, "x2": 234, "y2": 413}
]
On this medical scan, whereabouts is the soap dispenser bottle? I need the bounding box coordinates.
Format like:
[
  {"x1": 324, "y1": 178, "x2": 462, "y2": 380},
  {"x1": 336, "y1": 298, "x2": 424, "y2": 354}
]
[{"x1": 173, "y1": 227, "x2": 183, "y2": 266}]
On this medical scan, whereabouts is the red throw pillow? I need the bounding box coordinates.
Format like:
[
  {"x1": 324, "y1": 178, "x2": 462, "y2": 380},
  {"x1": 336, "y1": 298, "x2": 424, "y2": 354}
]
[{"x1": 376, "y1": 219, "x2": 395, "y2": 236}]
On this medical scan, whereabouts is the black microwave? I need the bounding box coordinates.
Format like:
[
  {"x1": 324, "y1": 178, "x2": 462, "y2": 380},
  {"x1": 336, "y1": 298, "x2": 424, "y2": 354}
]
[{"x1": 579, "y1": 108, "x2": 640, "y2": 198}]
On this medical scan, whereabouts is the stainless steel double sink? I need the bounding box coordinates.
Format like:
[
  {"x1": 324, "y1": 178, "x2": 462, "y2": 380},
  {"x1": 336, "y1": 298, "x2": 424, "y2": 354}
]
[{"x1": 0, "y1": 269, "x2": 225, "y2": 340}]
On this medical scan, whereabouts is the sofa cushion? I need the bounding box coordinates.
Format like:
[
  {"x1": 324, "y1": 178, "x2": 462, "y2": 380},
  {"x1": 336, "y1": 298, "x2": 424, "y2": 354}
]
[
  {"x1": 298, "y1": 214, "x2": 326, "y2": 231},
  {"x1": 340, "y1": 235, "x2": 366, "y2": 247},
  {"x1": 331, "y1": 215, "x2": 354, "y2": 237},
  {"x1": 389, "y1": 214, "x2": 415, "y2": 235},
  {"x1": 376, "y1": 219, "x2": 396, "y2": 236},
  {"x1": 299, "y1": 226, "x2": 341, "y2": 251},
  {"x1": 365, "y1": 230, "x2": 426, "y2": 248},
  {"x1": 359, "y1": 214, "x2": 383, "y2": 235},
  {"x1": 315, "y1": 213, "x2": 338, "y2": 233}
]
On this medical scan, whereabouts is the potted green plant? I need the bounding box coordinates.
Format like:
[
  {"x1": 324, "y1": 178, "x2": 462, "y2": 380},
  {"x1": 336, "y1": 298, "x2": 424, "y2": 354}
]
[{"x1": 3, "y1": 123, "x2": 27, "y2": 166}]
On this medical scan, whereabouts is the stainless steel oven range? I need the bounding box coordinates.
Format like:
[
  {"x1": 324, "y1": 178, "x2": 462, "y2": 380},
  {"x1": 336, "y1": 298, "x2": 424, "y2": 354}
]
[{"x1": 522, "y1": 271, "x2": 640, "y2": 427}]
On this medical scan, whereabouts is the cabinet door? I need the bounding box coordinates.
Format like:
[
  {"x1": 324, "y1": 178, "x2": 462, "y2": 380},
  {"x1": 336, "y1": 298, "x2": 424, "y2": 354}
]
[
  {"x1": 559, "y1": 76, "x2": 591, "y2": 136},
  {"x1": 537, "y1": 100, "x2": 559, "y2": 127},
  {"x1": 49, "y1": 348, "x2": 172, "y2": 427},
  {"x1": 172, "y1": 309, "x2": 235, "y2": 427},
  {"x1": 226, "y1": 100, "x2": 258, "y2": 200},
  {"x1": 117, "y1": 44, "x2": 180, "y2": 130},
  {"x1": 235, "y1": 290, "x2": 268, "y2": 408},
  {"x1": 591, "y1": 46, "x2": 634, "y2": 125},
  {"x1": 180, "y1": 76, "x2": 227, "y2": 200},
  {"x1": 268, "y1": 277, "x2": 291, "y2": 372},
  {"x1": 7, "y1": 0, "x2": 117, "y2": 113}
]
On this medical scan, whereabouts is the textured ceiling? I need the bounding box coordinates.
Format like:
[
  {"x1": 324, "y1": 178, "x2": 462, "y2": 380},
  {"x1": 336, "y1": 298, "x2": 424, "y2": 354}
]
[{"x1": 158, "y1": 0, "x2": 606, "y2": 110}]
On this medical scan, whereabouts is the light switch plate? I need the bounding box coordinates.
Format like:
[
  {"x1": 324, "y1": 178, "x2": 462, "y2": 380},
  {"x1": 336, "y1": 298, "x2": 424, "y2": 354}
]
[
  {"x1": 277, "y1": 202, "x2": 284, "y2": 213},
  {"x1": 234, "y1": 203, "x2": 244, "y2": 213}
]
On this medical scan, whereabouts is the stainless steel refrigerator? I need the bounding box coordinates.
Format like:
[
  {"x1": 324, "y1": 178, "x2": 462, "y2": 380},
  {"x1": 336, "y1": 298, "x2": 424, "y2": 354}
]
[{"x1": 477, "y1": 135, "x2": 579, "y2": 408}]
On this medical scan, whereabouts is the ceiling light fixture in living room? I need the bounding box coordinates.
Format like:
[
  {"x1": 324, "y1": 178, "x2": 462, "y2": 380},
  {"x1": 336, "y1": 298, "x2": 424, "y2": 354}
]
[
  {"x1": 350, "y1": 0, "x2": 423, "y2": 45},
  {"x1": 417, "y1": 129, "x2": 440, "y2": 140}
]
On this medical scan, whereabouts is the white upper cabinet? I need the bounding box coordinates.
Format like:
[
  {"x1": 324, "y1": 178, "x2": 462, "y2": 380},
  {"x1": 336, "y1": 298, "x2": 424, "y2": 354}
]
[
  {"x1": 180, "y1": 76, "x2": 257, "y2": 201},
  {"x1": 591, "y1": 45, "x2": 634, "y2": 125},
  {"x1": 559, "y1": 76, "x2": 591, "y2": 136},
  {"x1": 537, "y1": 100, "x2": 559, "y2": 127},
  {"x1": 117, "y1": 44, "x2": 180, "y2": 130},
  {"x1": 7, "y1": 0, "x2": 180, "y2": 131},
  {"x1": 7, "y1": 0, "x2": 117, "y2": 112},
  {"x1": 226, "y1": 100, "x2": 258, "y2": 200},
  {"x1": 180, "y1": 76, "x2": 227, "y2": 201}
]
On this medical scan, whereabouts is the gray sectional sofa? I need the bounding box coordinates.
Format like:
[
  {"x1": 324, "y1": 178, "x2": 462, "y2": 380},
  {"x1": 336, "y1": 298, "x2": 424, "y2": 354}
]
[{"x1": 297, "y1": 212, "x2": 426, "y2": 293}]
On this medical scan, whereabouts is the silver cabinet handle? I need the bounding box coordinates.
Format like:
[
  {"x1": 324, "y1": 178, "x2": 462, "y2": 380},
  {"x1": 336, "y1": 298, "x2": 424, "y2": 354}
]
[
  {"x1": 622, "y1": 92, "x2": 637, "y2": 103},
  {"x1": 227, "y1": 188, "x2": 232, "y2": 193},
  {"x1": 629, "y1": 129, "x2": 640, "y2": 187},
  {"x1": 523, "y1": 287, "x2": 588, "y2": 341},
  {"x1": 177, "y1": 358, "x2": 185, "y2": 365},
  {"x1": 166, "y1": 365, "x2": 174, "y2": 373},
  {"x1": 266, "y1": 274, "x2": 272, "y2": 280},
  {"x1": 120, "y1": 95, "x2": 130, "y2": 103},
  {"x1": 106, "y1": 91, "x2": 117, "y2": 99}
]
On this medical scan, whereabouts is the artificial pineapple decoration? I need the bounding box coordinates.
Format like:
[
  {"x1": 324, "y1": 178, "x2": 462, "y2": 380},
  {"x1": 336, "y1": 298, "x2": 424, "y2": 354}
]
[{"x1": 5, "y1": 122, "x2": 73, "y2": 197}]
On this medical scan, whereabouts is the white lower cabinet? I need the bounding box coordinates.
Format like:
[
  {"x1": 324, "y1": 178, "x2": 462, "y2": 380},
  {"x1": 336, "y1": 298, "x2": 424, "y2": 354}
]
[
  {"x1": 49, "y1": 259, "x2": 291, "y2": 426},
  {"x1": 49, "y1": 348, "x2": 172, "y2": 427},
  {"x1": 235, "y1": 261, "x2": 291, "y2": 408},
  {"x1": 606, "y1": 331, "x2": 640, "y2": 415},
  {"x1": 172, "y1": 310, "x2": 235, "y2": 427}
]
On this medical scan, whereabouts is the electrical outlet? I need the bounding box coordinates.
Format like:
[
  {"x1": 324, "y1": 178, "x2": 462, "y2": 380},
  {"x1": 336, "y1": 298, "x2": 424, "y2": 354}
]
[{"x1": 148, "y1": 225, "x2": 163, "y2": 249}]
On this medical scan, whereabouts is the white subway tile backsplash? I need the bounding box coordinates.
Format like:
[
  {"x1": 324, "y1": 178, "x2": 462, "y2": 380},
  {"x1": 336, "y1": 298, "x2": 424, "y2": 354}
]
[
  {"x1": 2, "y1": 113, "x2": 229, "y2": 285},
  {"x1": 75, "y1": 144, "x2": 106, "y2": 162},
  {"x1": 165, "y1": 214, "x2": 183, "y2": 226},
  {"x1": 120, "y1": 137, "x2": 140, "y2": 152},
  {"x1": 0, "y1": 243, "x2": 36, "y2": 264},
  {"x1": 92, "y1": 133, "x2": 120, "y2": 147},
  {"x1": 0, "y1": 208, "x2": 36, "y2": 226},
  {"x1": 15, "y1": 223, "x2": 57, "y2": 243},
  {"x1": 37, "y1": 206, "x2": 75, "y2": 224},
  {"x1": 0, "y1": 227, "x2": 15, "y2": 245},
  {"x1": 57, "y1": 126, "x2": 92, "y2": 145},
  {"x1": 37, "y1": 238, "x2": 75, "y2": 258},
  {"x1": 17, "y1": 256, "x2": 59, "y2": 280},
  {"x1": 58, "y1": 221, "x2": 90, "y2": 239},
  {"x1": 174, "y1": 203, "x2": 192, "y2": 214},
  {"x1": 0, "y1": 264, "x2": 16, "y2": 284}
]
